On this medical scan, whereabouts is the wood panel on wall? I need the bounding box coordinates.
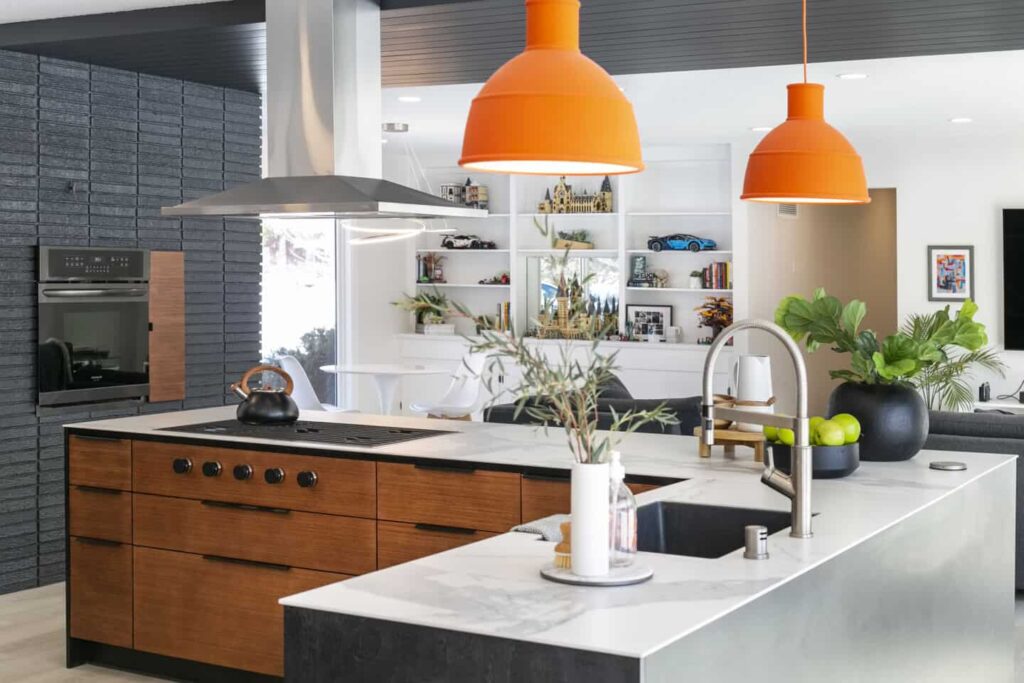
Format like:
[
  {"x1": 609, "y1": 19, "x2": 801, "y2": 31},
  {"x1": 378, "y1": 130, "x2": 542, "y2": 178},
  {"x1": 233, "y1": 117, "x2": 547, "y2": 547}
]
[
  {"x1": 747, "y1": 189, "x2": 898, "y2": 415},
  {"x1": 149, "y1": 251, "x2": 186, "y2": 402}
]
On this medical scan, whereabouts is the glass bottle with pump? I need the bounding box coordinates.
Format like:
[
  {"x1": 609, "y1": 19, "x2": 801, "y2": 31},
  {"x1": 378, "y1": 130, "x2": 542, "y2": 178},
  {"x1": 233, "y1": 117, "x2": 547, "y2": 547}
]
[{"x1": 608, "y1": 451, "x2": 637, "y2": 567}]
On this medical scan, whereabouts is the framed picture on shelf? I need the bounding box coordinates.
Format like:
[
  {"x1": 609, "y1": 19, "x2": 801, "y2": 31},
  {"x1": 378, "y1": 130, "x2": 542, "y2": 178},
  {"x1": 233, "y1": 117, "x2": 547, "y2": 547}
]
[
  {"x1": 626, "y1": 304, "x2": 672, "y2": 338},
  {"x1": 928, "y1": 245, "x2": 974, "y2": 301}
]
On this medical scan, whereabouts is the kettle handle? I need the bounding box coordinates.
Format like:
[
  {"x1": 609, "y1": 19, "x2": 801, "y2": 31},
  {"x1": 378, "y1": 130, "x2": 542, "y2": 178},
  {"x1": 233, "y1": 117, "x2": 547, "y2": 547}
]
[{"x1": 234, "y1": 364, "x2": 295, "y2": 396}]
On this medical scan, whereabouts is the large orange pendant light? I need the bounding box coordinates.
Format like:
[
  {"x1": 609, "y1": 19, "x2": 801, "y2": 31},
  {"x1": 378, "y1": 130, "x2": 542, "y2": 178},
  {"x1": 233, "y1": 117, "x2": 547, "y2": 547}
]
[
  {"x1": 459, "y1": 0, "x2": 643, "y2": 175},
  {"x1": 741, "y1": 0, "x2": 869, "y2": 203}
]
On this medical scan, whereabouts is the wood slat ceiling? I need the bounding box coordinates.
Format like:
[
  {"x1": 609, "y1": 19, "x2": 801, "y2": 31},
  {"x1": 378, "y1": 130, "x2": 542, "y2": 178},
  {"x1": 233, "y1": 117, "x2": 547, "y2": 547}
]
[{"x1": 1, "y1": 0, "x2": 1023, "y2": 92}]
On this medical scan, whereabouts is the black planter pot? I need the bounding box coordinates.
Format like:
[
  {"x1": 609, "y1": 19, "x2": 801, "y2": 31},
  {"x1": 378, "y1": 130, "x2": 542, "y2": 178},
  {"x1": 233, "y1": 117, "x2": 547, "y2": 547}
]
[{"x1": 826, "y1": 382, "x2": 928, "y2": 462}]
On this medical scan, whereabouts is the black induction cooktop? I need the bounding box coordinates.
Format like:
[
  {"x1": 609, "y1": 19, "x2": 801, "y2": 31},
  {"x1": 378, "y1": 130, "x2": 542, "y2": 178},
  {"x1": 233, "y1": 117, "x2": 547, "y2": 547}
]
[{"x1": 158, "y1": 419, "x2": 452, "y2": 448}]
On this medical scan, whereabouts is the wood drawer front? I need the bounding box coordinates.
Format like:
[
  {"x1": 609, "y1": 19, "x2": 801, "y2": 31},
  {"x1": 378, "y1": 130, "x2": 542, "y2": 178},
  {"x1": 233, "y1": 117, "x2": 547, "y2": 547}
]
[
  {"x1": 133, "y1": 546, "x2": 348, "y2": 677},
  {"x1": 69, "y1": 486, "x2": 132, "y2": 543},
  {"x1": 521, "y1": 475, "x2": 572, "y2": 522},
  {"x1": 69, "y1": 435, "x2": 131, "y2": 490},
  {"x1": 132, "y1": 440, "x2": 376, "y2": 518},
  {"x1": 377, "y1": 462, "x2": 521, "y2": 533},
  {"x1": 378, "y1": 521, "x2": 496, "y2": 569},
  {"x1": 69, "y1": 537, "x2": 132, "y2": 648},
  {"x1": 133, "y1": 493, "x2": 376, "y2": 575},
  {"x1": 521, "y1": 475, "x2": 662, "y2": 522}
]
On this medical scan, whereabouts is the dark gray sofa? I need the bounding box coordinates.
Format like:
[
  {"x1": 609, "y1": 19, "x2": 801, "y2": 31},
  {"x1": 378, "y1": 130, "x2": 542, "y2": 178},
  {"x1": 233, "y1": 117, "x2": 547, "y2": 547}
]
[
  {"x1": 926, "y1": 410, "x2": 1024, "y2": 589},
  {"x1": 485, "y1": 375, "x2": 701, "y2": 436}
]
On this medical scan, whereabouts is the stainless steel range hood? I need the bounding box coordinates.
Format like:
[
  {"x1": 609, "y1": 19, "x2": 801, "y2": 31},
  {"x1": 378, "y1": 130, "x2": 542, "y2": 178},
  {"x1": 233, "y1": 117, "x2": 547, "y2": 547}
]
[
  {"x1": 161, "y1": 0, "x2": 484, "y2": 220},
  {"x1": 161, "y1": 175, "x2": 485, "y2": 219}
]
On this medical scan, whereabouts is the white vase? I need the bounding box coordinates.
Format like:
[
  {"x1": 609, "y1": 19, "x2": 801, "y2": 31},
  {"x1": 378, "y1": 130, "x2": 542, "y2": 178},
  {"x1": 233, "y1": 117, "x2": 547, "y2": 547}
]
[
  {"x1": 689, "y1": 276, "x2": 703, "y2": 289},
  {"x1": 571, "y1": 461, "x2": 610, "y2": 577}
]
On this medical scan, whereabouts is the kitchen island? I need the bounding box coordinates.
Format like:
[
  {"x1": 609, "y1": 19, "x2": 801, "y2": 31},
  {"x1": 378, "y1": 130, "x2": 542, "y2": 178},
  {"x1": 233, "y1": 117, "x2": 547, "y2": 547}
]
[{"x1": 64, "y1": 407, "x2": 1015, "y2": 682}]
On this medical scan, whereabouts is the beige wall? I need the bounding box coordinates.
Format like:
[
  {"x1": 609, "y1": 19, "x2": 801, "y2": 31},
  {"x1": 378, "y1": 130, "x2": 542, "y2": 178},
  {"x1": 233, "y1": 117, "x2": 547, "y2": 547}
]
[{"x1": 747, "y1": 189, "x2": 898, "y2": 415}]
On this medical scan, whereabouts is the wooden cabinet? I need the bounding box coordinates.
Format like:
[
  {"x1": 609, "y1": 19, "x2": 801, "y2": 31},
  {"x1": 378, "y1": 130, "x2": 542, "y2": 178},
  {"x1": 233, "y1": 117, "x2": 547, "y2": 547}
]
[
  {"x1": 69, "y1": 486, "x2": 132, "y2": 544},
  {"x1": 69, "y1": 538, "x2": 132, "y2": 648},
  {"x1": 377, "y1": 462, "x2": 521, "y2": 533},
  {"x1": 133, "y1": 546, "x2": 348, "y2": 677},
  {"x1": 133, "y1": 440, "x2": 376, "y2": 518},
  {"x1": 133, "y1": 493, "x2": 376, "y2": 575},
  {"x1": 148, "y1": 251, "x2": 185, "y2": 403},
  {"x1": 69, "y1": 435, "x2": 131, "y2": 490},
  {"x1": 521, "y1": 474, "x2": 667, "y2": 522},
  {"x1": 378, "y1": 520, "x2": 496, "y2": 569}
]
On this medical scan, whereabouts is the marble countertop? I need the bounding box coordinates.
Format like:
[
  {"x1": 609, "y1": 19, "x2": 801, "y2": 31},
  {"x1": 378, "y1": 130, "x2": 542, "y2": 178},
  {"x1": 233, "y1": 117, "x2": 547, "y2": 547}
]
[{"x1": 66, "y1": 407, "x2": 1015, "y2": 659}]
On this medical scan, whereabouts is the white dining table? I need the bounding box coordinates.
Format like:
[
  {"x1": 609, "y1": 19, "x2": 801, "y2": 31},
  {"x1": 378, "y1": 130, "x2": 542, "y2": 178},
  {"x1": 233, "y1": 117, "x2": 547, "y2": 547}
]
[{"x1": 319, "y1": 363, "x2": 450, "y2": 415}]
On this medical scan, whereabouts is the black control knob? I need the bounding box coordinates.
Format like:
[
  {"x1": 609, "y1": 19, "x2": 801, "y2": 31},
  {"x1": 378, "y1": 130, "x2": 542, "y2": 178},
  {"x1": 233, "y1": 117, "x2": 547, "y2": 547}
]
[
  {"x1": 202, "y1": 461, "x2": 222, "y2": 477},
  {"x1": 172, "y1": 458, "x2": 192, "y2": 475},
  {"x1": 233, "y1": 464, "x2": 253, "y2": 481},
  {"x1": 297, "y1": 471, "x2": 318, "y2": 488},
  {"x1": 264, "y1": 467, "x2": 285, "y2": 485}
]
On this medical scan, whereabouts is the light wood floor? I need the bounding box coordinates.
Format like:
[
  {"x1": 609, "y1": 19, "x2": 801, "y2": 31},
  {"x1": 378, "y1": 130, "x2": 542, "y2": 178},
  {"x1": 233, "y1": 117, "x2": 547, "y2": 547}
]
[{"x1": 3, "y1": 582, "x2": 1024, "y2": 681}]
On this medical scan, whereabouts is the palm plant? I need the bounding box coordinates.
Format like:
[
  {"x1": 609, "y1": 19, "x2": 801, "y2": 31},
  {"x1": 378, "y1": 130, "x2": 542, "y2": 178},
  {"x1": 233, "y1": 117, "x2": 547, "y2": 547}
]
[{"x1": 902, "y1": 311, "x2": 1006, "y2": 411}]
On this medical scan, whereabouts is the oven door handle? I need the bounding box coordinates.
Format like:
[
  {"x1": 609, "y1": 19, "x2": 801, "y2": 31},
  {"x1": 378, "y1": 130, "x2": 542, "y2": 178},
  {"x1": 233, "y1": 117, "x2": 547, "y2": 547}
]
[{"x1": 40, "y1": 288, "x2": 148, "y2": 298}]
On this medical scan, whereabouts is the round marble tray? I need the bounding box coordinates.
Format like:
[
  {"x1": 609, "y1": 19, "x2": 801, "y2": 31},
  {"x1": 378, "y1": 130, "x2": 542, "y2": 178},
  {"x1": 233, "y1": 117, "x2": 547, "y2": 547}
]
[{"x1": 539, "y1": 563, "x2": 654, "y2": 587}]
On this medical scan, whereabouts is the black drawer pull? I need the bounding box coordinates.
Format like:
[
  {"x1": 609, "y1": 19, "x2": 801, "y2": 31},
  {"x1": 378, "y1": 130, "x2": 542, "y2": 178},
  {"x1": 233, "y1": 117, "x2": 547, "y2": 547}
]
[
  {"x1": 414, "y1": 463, "x2": 478, "y2": 475},
  {"x1": 202, "y1": 555, "x2": 290, "y2": 572},
  {"x1": 414, "y1": 523, "x2": 476, "y2": 535},
  {"x1": 201, "y1": 500, "x2": 291, "y2": 515},
  {"x1": 74, "y1": 536, "x2": 121, "y2": 547},
  {"x1": 75, "y1": 485, "x2": 123, "y2": 495},
  {"x1": 71, "y1": 434, "x2": 124, "y2": 443},
  {"x1": 522, "y1": 473, "x2": 570, "y2": 483}
]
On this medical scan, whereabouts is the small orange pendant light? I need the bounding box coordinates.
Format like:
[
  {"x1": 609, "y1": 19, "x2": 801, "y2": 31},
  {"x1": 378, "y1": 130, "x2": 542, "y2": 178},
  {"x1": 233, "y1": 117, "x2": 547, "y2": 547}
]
[
  {"x1": 459, "y1": 0, "x2": 643, "y2": 175},
  {"x1": 741, "y1": 0, "x2": 869, "y2": 204}
]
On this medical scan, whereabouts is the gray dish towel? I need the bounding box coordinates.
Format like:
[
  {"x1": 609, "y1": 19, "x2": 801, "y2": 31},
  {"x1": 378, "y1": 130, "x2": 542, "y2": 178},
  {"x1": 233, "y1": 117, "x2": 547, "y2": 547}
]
[{"x1": 510, "y1": 514, "x2": 569, "y2": 542}]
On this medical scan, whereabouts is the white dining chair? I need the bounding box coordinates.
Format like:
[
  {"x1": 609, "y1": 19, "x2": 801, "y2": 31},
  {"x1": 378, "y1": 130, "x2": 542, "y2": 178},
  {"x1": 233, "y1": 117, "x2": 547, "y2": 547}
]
[
  {"x1": 409, "y1": 352, "x2": 490, "y2": 420},
  {"x1": 277, "y1": 355, "x2": 354, "y2": 413}
]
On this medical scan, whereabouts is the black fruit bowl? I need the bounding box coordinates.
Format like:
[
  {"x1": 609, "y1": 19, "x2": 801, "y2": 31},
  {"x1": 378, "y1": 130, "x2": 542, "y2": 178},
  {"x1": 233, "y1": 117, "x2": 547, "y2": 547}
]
[{"x1": 770, "y1": 443, "x2": 860, "y2": 479}]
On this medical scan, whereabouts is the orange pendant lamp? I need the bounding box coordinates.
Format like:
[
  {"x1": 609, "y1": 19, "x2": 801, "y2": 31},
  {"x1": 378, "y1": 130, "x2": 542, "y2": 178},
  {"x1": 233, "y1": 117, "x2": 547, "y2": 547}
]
[
  {"x1": 741, "y1": 0, "x2": 869, "y2": 204},
  {"x1": 459, "y1": 0, "x2": 643, "y2": 175}
]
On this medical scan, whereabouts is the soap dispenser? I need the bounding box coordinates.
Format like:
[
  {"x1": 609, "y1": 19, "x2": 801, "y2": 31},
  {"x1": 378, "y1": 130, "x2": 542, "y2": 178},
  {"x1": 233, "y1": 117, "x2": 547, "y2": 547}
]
[{"x1": 608, "y1": 451, "x2": 637, "y2": 568}]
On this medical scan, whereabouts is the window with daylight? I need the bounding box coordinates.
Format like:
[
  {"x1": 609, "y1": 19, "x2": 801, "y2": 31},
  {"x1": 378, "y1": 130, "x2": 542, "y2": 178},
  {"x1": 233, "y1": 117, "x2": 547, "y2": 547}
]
[{"x1": 261, "y1": 219, "x2": 338, "y2": 405}]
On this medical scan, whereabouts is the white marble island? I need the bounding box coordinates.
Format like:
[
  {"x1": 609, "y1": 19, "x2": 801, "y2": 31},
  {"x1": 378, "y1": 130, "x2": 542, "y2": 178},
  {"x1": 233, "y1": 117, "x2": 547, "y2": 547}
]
[{"x1": 66, "y1": 408, "x2": 1016, "y2": 682}]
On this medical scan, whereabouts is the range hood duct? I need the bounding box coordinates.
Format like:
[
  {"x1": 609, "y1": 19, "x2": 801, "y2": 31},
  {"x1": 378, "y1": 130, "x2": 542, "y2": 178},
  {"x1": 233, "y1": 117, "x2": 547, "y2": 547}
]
[{"x1": 162, "y1": 0, "x2": 484, "y2": 220}]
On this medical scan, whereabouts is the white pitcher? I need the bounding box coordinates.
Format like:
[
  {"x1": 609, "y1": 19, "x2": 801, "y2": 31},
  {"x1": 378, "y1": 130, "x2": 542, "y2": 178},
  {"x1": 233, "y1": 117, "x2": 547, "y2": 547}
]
[{"x1": 732, "y1": 355, "x2": 774, "y2": 432}]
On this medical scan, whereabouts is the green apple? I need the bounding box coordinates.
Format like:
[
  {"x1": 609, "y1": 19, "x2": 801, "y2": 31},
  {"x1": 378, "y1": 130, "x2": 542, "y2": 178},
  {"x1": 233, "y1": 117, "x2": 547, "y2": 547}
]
[
  {"x1": 763, "y1": 425, "x2": 779, "y2": 442},
  {"x1": 831, "y1": 413, "x2": 861, "y2": 444},
  {"x1": 809, "y1": 416, "x2": 826, "y2": 434},
  {"x1": 778, "y1": 428, "x2": 795, "y2": 446},
  {"x1": 816, "y1": 420, "x2": 846, "y2": 447}
]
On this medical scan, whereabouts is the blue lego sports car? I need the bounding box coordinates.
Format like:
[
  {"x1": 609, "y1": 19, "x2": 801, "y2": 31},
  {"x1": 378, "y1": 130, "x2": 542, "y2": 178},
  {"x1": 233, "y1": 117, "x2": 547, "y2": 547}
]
[{"x1": 647, "y1": 234, "x2": 717, "y2": 252}]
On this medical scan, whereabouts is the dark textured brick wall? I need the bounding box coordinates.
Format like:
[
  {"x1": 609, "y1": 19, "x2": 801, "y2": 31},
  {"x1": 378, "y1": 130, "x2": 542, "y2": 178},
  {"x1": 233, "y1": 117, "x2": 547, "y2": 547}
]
[{"x1": 0, "y1": 50, "x2": 262, "y2": 594}]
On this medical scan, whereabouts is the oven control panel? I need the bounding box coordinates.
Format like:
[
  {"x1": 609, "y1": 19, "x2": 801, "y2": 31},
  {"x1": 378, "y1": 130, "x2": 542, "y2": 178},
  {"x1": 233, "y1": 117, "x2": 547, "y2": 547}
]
[{"x1": 40, "y1": 247, "x2": 148, "y2": 282}]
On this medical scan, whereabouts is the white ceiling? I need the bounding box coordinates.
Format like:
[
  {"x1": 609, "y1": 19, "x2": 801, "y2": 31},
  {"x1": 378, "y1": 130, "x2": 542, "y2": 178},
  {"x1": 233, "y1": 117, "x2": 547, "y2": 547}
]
[
  {"x1": 382, "y1": 50, "x2": 1024, "y2": 152},
  {"x1": 0, "y1": 0, "x2": 225, "y2": 24}
]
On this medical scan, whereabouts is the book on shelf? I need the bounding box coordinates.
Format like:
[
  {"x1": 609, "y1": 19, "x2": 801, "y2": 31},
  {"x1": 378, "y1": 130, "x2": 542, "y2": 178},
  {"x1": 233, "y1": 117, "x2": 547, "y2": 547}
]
[
  {"x1": 496, "y1": 301, "x2": 511, "y2": 332},
  {"x1": 701, "y1": 261, "x2": 732, "y2": 290}
]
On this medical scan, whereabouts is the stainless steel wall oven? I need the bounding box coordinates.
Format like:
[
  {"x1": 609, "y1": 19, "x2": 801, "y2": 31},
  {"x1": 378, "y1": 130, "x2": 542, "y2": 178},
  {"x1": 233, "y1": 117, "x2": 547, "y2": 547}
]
[{"x1": 37, "y1": 247, "x2": 150, "y2": 407}]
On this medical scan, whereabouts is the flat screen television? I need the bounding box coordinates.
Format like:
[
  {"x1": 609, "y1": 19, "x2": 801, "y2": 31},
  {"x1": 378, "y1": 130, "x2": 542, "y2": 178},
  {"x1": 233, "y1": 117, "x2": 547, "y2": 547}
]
[{"x1": 1004, "y1": 209, "x2": 1024, "y2": 350}]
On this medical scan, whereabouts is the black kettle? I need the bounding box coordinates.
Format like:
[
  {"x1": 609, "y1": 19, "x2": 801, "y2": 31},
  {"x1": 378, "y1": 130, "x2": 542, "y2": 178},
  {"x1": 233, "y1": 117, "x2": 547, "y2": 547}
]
[{"x1": 231, "y1": 365, "x2": 300, "y2": 425}]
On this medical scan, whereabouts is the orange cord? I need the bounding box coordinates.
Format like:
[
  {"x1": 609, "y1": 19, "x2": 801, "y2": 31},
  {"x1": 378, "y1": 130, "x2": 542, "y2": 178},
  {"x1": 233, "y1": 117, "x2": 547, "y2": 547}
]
[{"x1": 802, "y1": 0, "x2": 808, "y2": 83}]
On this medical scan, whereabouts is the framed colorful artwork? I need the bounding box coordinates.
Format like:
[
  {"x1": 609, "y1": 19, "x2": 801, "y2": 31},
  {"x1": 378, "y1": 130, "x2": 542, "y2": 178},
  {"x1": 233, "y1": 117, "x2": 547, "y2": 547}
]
[{"x1": 928, "y1": 245, "x2": 974, "y2": 302}]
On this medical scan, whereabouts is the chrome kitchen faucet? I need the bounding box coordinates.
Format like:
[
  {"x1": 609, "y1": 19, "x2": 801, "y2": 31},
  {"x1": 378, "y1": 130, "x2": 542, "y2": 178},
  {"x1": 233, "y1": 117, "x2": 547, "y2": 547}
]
[{"x1": 701, "y1": 320, "x2": 813, "y2": 539}]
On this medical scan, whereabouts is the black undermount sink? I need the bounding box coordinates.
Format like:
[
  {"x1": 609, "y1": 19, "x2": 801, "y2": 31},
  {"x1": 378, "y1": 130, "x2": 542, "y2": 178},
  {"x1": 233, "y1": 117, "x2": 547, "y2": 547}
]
[{"x1": 637, "y1": 501, "x2": 792, "y2": 559}]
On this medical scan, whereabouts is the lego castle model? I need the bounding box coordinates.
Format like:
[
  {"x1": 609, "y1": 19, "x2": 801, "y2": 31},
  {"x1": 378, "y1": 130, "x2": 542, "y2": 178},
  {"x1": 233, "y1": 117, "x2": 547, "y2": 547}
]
[
  {"x1": 440, "y1": 178, "x2": 489, "y2": 210},
  {"x1": 537, "y1": 176, "x2": 613, "y2": 214}
]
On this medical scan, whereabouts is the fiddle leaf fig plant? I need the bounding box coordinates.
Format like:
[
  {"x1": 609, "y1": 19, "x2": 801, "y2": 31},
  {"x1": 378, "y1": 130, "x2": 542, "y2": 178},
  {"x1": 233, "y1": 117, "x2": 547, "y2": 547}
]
[{"x1": 775, "y1": 288, "x2": 991, "y2": 387}]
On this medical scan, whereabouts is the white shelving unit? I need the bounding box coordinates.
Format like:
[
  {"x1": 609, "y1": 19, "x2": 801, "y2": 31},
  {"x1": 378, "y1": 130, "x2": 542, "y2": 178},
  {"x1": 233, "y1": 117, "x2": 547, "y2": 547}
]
[{"x1": 393, "y1": 144, "x2": 734, "y2": 345}]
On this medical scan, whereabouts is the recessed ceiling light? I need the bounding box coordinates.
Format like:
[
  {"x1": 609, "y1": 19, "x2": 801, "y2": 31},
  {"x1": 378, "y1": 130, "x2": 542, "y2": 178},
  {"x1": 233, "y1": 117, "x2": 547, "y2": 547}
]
[
  {"x1": 949, "y1": 117, "x2": 973, "y2": 124},
  {"x1": 397, "y1": 95, "x2": 421, "y2": 103},
  {"x1": 836, "y1": 73, "x2": 868, "y2": 80},
  {"x1": 381, "y1": 138, "x2": 388, "y2": 144},
  {"x1": 751, "y1": 126, "x2": 773, "y2": 133}
]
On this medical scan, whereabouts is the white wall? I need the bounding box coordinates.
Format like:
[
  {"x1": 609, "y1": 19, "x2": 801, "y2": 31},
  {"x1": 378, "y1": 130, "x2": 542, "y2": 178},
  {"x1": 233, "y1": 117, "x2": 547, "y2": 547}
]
[{"x1": 732, "y1": 128, "x2": 1024, "y2": 402}]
